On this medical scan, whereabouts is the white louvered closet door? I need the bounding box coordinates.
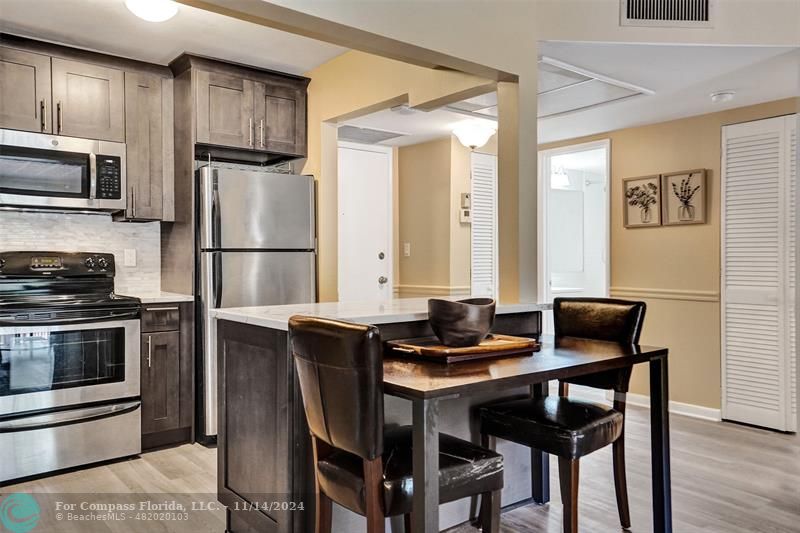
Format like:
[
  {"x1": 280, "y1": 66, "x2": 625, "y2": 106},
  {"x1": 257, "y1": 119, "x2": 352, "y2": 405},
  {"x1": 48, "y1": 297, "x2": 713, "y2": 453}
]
[
  {"x1": 470, "y1": 152, "x2": 498, "y2": 297},
  {"x1": 722, "y1": 115, "x2": 797, "y2": 432}
]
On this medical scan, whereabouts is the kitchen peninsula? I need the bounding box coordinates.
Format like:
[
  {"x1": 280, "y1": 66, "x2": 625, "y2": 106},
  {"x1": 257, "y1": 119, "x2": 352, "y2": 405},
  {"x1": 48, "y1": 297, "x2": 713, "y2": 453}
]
[{"x1": 211, "y1": 299, "x2": 550, "y2": 533}]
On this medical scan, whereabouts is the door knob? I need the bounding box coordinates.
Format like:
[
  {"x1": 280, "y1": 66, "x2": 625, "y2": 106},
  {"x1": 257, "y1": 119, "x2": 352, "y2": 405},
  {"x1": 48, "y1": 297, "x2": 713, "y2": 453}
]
[{"x1": 378, "y1": 276, "x2": 388, "y2": 285}]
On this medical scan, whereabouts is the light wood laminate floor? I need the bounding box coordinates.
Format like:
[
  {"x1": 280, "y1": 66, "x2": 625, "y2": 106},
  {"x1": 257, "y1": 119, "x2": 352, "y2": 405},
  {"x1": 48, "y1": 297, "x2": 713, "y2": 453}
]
[{"x1": 3, "y1": 406, "x2": 799, "y2": 532}]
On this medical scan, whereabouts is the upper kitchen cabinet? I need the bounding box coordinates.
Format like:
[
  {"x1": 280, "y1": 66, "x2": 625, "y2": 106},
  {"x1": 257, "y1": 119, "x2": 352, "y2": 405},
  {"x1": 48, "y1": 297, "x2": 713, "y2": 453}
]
[
  {"x1": 171, "y1": 54, "x2": 309, "y2": 161},
  {"x1": 0, "y1": 47, "x2": 52, "y2": 133},
  {"x1": 195, "y1": 71, "x2": 254, "y2": 149},
  {"x1": 254, "y1": 80, "x2": 307, "y2": 156},
  {"x1": 122, "y1": 72, "x2": 175, "y2": 221},
  {"x1": 51, "y1": 58, "x2": 125, "y2": 142}
]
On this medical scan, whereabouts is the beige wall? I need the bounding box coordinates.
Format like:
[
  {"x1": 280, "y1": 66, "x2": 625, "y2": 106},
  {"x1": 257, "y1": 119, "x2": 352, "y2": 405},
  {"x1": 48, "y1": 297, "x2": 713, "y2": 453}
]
[
  {"x1": 541, "y1": 98, "x2": 797, "y2": 409},
  {"x1": 396, "y1": 135, "x2": 498, "y2": 297},
  {"x1": 301, "y1": 50, "x2": 495, "y2": 301},
  {"x1": 397, "y1": 138, "x2": 452, "y2": 294}
]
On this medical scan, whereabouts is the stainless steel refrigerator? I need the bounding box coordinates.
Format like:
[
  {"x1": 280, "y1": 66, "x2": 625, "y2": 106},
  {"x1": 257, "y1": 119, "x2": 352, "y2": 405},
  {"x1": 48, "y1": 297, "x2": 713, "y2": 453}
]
[{"x1": 197, "y1": 165, "x2": 316, "y2": 441}]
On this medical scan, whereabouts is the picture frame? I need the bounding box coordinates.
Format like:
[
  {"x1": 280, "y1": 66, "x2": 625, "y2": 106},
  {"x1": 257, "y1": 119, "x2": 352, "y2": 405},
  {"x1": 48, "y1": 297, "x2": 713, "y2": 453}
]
[
  {"x1": 623, "y1": 175, "x2": 662, "y2": 228},
  {"x1": 661, "y1": 169, "x2": 707, "y2": 225}
]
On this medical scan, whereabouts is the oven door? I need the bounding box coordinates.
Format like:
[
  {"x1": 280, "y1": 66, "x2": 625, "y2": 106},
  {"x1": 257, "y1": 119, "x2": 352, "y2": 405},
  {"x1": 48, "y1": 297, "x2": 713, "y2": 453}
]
[
  {"x1": 0, "y1": 129, "x2": 126, "y2": 211},
  {"x1": 0, "y1": 317, "x2": 140, "y2": 417}
]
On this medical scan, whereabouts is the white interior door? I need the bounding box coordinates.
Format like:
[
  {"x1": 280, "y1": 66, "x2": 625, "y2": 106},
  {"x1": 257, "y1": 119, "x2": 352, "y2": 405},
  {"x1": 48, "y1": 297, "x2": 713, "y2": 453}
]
[
  {"x1": 722, "y1": 115, "x2": 797, "y2": 432},
  {"x1": 538, "y1": 141, "x2": 610, "y2": 333},
  {"x1": 337, "y1": 141, "x2": 393, "y2": 302},
  {"x1": 471, "y1": 152, "x2": 498, "y2": 297}
]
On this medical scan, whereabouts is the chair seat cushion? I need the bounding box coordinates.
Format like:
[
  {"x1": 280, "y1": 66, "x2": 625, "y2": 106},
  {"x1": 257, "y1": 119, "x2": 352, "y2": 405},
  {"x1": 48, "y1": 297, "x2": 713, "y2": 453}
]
[
  {"x1": 479, "y1": 396, "x2": 623, "y2": 459},
  {"x1": 316, "y1": 426, "x2": 503, "y2": 517}
]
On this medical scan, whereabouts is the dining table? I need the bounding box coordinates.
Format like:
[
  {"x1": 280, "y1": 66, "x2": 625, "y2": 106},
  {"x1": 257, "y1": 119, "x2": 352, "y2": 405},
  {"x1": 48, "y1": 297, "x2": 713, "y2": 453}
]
[{"x1": 383, "y1": 335, "x2": 672, "y2": 533}]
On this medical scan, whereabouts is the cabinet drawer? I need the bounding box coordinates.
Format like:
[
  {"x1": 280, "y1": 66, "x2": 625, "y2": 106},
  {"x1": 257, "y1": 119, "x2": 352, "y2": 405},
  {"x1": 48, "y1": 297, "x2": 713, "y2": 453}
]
[{"x1": 141, "y1": 305, "x2": 180, "y2": 332}]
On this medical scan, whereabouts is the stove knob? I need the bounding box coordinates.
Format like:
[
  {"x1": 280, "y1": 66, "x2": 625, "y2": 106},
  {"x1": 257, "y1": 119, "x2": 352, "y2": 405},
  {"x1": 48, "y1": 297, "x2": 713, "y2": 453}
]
[
  {"x1": 84, "y1": 257, "x2": 96, "y2": 269},
  {"x1": 98, "y1": 257, "x2": 109, "y2": 270},
  {"x1": 0, "y1": 258, "x2": 5, "y2": 268}
]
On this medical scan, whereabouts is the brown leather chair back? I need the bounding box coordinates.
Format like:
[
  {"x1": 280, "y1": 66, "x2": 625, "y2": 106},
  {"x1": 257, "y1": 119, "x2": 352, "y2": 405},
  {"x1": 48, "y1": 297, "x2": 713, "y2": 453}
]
[
  {"x1": 554, "y1": 298, "x2": 646, "y2": 393},
  {"x1": 553, "y1": 297, "x2": 646, "y2": 344},
  {"x1": 289, "y1": 316, "x2": 384, "y2": 460}
]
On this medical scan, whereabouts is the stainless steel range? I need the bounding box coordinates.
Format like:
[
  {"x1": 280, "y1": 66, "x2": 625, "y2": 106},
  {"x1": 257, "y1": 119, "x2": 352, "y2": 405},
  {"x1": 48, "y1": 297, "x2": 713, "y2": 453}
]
[{"x1": 0, "y1": 251, "x2": 141, "y2": 482}]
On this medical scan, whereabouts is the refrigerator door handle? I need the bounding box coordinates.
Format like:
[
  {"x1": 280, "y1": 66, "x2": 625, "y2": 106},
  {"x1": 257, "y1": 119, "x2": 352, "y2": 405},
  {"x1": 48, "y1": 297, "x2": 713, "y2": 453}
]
[
  {"x1": 213, "y1": 252, "x2": 223, "y2": 308},
  {"x1": 211, "y1": 181, "x2": 221, "y2": 250}
]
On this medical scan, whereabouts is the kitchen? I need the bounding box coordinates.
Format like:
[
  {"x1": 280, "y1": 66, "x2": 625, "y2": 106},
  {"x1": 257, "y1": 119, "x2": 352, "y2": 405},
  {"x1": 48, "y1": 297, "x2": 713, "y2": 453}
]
[{"x1": 2, "y1": 2, "x2": 799, "y2": 533}]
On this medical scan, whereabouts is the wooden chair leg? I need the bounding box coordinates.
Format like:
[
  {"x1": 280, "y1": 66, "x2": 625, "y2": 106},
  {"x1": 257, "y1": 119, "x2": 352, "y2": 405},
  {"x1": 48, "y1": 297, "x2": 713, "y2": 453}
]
[
  {"x1": 558, "y1": 457, "x2": 579, "y2": 533},
  {"x1": 403, "y1": 513, "x2": 412, "y2": 533},
  {"x1": 316, "y1": 491, "x2": 332, "y2": 533},
  {"x1": 613, "y1": 394, "x2": 631, "y2": 529},
  {"x1": 480, "y1": 490, "x2": 501, "y2": 533},
  {"x1": 363, "y1": 456, "x2": 385, "y2": 533}
]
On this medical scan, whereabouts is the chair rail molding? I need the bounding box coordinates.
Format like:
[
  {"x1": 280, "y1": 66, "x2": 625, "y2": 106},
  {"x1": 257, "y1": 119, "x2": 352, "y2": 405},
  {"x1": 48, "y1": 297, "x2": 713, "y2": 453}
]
[{"x1": 610, "y1": 286, "x2": 720, "y2": 303}]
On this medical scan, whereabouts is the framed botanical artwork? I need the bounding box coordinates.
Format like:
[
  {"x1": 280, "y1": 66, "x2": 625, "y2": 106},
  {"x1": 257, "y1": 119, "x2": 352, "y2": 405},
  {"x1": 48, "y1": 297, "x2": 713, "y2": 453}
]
[
  {"x1": 661, "y1": 169, "x2": 707, "y2": 225},
  {"x1": 623, "y1": 175, "x2": 661, "y2": 228}
]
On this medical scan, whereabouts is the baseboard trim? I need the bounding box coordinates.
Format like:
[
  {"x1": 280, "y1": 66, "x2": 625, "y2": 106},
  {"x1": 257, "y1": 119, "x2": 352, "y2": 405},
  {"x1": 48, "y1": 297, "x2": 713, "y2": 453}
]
[
  {"x1": 622, "y1": 392, "x2": 722, "y2": 422},
  {"x1": 610, "y1": 286, "x2": 720, "y2": 303}
]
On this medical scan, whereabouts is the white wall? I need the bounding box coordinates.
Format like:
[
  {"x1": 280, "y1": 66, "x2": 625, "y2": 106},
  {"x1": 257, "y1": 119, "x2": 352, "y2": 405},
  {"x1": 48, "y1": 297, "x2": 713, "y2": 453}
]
[{"x1": 0, "y1": 211, "x2": 160, "y2": 296}]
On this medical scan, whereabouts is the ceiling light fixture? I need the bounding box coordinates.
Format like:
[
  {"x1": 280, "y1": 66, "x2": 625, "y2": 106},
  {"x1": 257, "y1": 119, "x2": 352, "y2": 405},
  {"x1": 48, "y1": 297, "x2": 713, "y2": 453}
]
[
  {"x1": 710, "y1": 90, "x2": 736, "y2": 104},
  {"x1": 452, "y1": 121, "x2": 497, "y2": 150},
  {"x1": 125, "y1": 0, "x2": 178, "y2": 22}
]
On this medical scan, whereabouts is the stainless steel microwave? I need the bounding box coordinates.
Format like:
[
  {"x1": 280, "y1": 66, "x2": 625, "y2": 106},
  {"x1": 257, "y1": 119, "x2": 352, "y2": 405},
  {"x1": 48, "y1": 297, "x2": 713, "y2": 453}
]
[{"x1": 0, "y1": 129, "x2": 126, "y2": 211}]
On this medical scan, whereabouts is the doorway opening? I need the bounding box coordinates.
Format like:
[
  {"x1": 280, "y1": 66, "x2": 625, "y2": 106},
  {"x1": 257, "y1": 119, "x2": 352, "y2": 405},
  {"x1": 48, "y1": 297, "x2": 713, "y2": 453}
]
[{"x1": 538, "y1": 140, "x2": 610, "y2": 332}]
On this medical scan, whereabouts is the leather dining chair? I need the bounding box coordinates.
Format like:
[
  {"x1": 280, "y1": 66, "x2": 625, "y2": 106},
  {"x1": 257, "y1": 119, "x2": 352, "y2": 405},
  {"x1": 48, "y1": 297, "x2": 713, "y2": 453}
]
[
  {"x1": 289, "y1": 315, "x2": 504, "y2": 533},
  {"x1": 478, "y1": 297, "x2": 646, "y2": 533}
]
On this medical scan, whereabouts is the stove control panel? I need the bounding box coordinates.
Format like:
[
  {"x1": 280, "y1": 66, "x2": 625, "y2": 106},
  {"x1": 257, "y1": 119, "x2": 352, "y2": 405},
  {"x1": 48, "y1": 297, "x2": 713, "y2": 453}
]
[{"x1": 0, "y1": 252, "x2": 115, "y2": 277}]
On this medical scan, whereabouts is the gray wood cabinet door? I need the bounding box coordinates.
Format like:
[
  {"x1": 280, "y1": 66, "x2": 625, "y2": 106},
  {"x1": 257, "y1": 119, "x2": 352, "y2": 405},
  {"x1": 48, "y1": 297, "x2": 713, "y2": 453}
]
[
  {"x1": 124, "y1": 72, "x2": 174, "y2": 221},
  {"x1": 0, "y1": 47, "x2": 52, "y2": 133},
  {"x1": 254, "y1": 80, "x2": 307, "y2": 157},
  {"x1": 195, "y1": 70, "x2": 254, "y2": 149},
  {"x1": 51, "y1": 57, "x2": 125, "y2": 141},
  {"x1": 141, "y1": 331, "x2": 182, "y2": 435}
]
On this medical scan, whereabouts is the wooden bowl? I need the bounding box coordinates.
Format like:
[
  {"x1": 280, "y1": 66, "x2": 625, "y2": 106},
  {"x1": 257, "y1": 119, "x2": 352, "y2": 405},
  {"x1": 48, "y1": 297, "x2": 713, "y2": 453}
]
[{"x1": 428, "y1": 298, "x2": 496, "y2": 347}]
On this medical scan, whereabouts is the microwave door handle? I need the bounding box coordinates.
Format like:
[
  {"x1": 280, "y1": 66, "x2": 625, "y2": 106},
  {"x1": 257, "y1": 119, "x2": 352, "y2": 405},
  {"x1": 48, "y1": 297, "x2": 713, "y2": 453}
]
[{"x1": 89, "y1": 152, "x2": 97, "y2": 200}]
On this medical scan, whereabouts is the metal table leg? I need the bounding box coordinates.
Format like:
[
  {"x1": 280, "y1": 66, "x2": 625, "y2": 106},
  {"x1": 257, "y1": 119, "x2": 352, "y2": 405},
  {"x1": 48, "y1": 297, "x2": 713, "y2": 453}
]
[
  {"x1": 412, "y1": 398, "x2": 440, "y2": 532},
  {"x1": 531, "y1": 382, "x2": 550, "y2": 504},
  {"x1": 650, "y1": 355, "x2": 673, "y2": 533}
]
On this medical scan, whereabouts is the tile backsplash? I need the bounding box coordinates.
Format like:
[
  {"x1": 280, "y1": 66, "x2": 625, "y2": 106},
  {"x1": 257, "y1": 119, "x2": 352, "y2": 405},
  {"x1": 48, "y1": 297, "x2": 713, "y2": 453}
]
[{"x1": 0, "y1": 211, "x2": 160, "y2": 296}]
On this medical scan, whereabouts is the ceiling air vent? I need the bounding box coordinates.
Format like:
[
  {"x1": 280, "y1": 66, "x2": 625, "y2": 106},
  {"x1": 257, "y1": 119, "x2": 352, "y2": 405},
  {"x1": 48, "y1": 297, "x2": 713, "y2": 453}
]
[
  {"x1": 621, "y1": 0, "x2": 714, "y2": 28},
  {"x1": 337, "y1": 125, "x2": 405, "y2": 145}
]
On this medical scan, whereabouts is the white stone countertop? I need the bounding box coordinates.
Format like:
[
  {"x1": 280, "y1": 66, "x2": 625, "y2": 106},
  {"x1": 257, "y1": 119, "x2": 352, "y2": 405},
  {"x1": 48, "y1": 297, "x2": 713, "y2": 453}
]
[
  {"x1": 211, "y1": 297, "x2": 552, "y2": 331},
  {"x1": 120, "y1": 291, "x2": 195, "y2": 304}
]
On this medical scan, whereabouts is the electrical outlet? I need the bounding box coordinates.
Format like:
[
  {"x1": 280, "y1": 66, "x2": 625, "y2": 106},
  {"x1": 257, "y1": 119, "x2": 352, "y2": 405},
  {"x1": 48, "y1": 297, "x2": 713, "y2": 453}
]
[
  {"x1": 123, "y1": 249, "x2": 137, "y2": 267},
  {"x1": 403, "y1": 242, "x2": 411, "y2": 257}
]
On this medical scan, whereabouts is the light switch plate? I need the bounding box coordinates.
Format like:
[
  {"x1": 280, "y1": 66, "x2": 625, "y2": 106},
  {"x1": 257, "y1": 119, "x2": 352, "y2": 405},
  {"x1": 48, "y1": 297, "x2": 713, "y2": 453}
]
[
  {"x1": 123, "y1": 249, "x2": 137, "y2": 267},
  {"x1": 403, "y1": 242, "x2": 411, "y2": 257}
]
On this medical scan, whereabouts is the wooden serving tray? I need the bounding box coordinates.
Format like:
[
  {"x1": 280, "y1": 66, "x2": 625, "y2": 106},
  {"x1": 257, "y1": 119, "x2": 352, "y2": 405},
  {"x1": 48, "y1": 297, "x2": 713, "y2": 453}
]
[{"x1": 386, "y1": 334, "x2": 540, "y2": 364}]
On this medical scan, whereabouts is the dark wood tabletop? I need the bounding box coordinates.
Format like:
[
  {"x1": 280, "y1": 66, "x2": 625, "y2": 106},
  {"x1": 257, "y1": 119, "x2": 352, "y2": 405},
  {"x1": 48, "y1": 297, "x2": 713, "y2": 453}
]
[{"x1": 383, "y1": 335, "x2": 668, "y2": 399}]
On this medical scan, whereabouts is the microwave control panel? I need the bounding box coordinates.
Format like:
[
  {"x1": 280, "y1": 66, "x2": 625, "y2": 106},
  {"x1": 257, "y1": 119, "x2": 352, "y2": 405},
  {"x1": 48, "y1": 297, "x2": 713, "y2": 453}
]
[{"x1": 96, "y1": 156, "x2": 122, "y2": 199}]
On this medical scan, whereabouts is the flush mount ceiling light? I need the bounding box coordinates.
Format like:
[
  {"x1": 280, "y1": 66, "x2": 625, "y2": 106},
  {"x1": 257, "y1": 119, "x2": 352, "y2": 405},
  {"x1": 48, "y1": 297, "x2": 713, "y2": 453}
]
[
  {"x1": 452, "y1": 121, "x2": 497, "y2": 150},
  {"x1": 710, "y1": 90, "x2": 736, "y2": 104},
  {"x1": 125, "y1": 0, "x2": 178, "y2": 22}
]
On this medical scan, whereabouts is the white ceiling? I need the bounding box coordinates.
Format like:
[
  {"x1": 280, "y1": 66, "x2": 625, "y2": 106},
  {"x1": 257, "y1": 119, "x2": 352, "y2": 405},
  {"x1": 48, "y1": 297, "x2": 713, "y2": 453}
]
[
  {"x1": 342, "y1": 107, "x2": 497, "y2": 147},
  {"x1": 0, "y1": 0, "x2": 346, "y2": 74},
  {"x1": 538, "y1": 42, "x2": 799, "y2": 143}
]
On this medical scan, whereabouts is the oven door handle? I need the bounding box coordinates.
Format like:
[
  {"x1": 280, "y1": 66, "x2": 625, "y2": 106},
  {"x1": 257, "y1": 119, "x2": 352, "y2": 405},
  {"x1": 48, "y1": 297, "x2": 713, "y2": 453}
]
[
  {"x1": 0, "y1": 309, "x2": 140, "y2": 326},
  {"x1": 0, "y1": 401, "x2": 140, "y2": 433}
]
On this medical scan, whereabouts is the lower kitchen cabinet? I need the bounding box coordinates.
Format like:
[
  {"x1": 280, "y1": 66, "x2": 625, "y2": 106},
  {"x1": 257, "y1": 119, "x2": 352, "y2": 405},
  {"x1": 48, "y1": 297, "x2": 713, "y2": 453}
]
[{"x1": 140, "y1": 302, "x2": 194, "y2": 450}]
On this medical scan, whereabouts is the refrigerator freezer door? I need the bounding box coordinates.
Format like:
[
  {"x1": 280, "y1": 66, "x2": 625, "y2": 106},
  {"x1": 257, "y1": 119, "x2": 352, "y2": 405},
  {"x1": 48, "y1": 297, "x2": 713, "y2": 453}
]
[
  {"x1": 199, "y1": 250, "x2": 316, "y2": 437},
  {"x1": 198, "y1": 167, "x2": 315, "y2": 250}
]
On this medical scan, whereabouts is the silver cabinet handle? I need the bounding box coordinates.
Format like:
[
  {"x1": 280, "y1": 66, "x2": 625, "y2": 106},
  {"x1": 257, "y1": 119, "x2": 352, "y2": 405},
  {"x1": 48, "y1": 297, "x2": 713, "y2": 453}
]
[
  {"x1": 40, "y1": 99, "x2": 47, "y2": 132},
  {"x1": 147, "y1": 335, "x2": 152, "y2": 368},
  {"x1": 146, "y1": 306, "x2": 179, "y2": 312},
  {"x1": 249, "y1": 117, "x2": 253, "y2": 147},
  {"x1": 378, "y1": 276, "x2": 388, "y2": 285},
  {"x1": 260, "y1": 119, "x2": 264, "y2": 148},
  {"x1": 129, "y1": 186, "x2": 135, "y2": 217},
  {"x1": 57, "y1": 101, "x2": 62, "y2": 134}
]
